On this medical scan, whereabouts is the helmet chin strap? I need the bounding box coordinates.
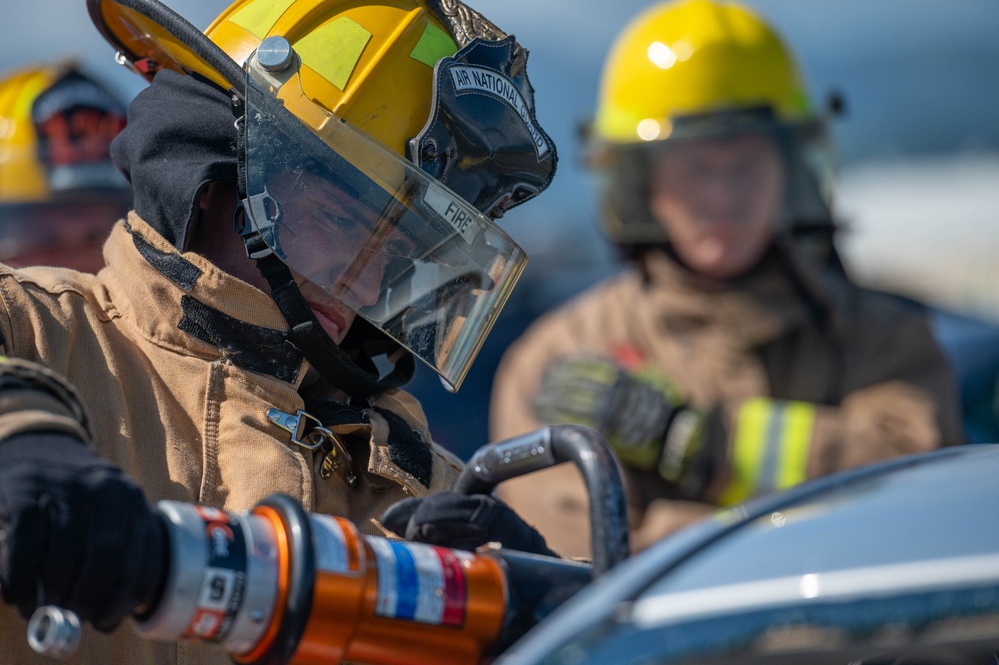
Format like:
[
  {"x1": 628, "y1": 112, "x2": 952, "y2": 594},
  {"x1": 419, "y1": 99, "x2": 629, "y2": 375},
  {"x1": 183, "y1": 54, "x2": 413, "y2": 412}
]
[{"x1": 253, "y1": 247, "x2": 414, "y2": 399}]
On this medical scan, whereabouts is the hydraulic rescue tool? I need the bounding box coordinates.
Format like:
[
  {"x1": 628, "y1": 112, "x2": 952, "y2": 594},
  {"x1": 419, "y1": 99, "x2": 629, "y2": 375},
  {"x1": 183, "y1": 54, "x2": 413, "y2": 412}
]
[{"x1": 28, "y1": 425, "x2": 629, "y2": 664}]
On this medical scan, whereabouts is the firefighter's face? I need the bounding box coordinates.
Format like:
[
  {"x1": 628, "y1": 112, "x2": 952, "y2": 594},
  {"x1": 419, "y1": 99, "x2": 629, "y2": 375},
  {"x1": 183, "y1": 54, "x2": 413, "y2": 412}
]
[
  {"x1": 649, "y1": 132, "x2": 785, "y2": 280},
  {"x1": 274, "y1": 169, "x2": 393, "y2": 345}
]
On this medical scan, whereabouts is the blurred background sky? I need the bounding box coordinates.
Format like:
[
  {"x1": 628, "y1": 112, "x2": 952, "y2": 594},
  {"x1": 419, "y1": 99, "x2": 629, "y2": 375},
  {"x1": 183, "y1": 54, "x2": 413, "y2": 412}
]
[
  {"x1": 3, "y1": 0, "x2": 998, "y2": 452},
  {"x1": 3, "y1": 0, "x2": 997, "y2": 311}
]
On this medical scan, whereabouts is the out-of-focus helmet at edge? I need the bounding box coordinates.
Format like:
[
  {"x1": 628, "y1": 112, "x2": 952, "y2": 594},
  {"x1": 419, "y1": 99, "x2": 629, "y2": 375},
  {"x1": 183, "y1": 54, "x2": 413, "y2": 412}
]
[
  {"x1": 87, "y1": 0, "x2": 556, "y2": 394},
  {"x1": 0, "y1": 62, "x2": 130, "y2": 271},
  {"x1": 585, "y1": 0, "x2": 837, "y2": 249}
]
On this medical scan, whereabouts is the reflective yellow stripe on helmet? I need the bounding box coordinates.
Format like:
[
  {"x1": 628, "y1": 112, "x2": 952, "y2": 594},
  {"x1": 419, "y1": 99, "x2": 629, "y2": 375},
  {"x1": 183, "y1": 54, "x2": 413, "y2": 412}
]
[{"x1": 720, "y1": 397, "x2": 815, "y2": 505}]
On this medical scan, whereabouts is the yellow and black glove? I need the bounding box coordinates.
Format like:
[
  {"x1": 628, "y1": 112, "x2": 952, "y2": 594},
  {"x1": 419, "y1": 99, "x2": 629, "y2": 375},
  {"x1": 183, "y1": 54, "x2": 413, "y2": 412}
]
[{"x1": 532, "y1": 355, "x2": 720, "y2": 498}]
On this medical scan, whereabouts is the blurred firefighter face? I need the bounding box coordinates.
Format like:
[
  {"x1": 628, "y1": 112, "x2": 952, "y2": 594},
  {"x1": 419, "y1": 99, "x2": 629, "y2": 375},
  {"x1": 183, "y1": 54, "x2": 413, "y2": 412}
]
[
  {"x1": 649, "y1": 131, "x2": 785, "y2": 280},
  {"x1": 272, "y1": 168, "x2": 405, "y2": 345}
]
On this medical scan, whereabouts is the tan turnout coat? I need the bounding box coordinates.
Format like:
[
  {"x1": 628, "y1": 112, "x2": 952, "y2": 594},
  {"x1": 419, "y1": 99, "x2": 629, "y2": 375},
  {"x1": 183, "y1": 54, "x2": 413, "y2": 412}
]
[
  {"x1": 490, "y1": 248, "x2": 963, "y2": 558},
  {"x1": 0, "y1": 214, "x2": 462, "y2": 664}
]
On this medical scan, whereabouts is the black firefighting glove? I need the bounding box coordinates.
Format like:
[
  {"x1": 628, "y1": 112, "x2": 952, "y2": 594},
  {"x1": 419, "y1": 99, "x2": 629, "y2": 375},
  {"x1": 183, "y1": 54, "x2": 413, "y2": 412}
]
[
  {"x1": 532, "y1": 355, "x2": 720, "y2": 498},
  {"x1": 0, "y1": 432, "x2": 167, "y2": 631},
  {"x1": 380, "y1": 492, "x2": 556, "y2": 557}
]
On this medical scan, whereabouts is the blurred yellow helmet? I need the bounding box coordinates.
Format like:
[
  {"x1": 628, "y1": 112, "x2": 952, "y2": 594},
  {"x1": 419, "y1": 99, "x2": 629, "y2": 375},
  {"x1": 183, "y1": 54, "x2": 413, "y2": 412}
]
[
  {"x1": 0, "y1": 62, "x2": 130, "y2": 271},
  {"x1": 594, "y1": 0, "x2": 812, "y2": 144},
  {"x1": 587, "y1": 0, "x2": 835, "y2": 249},
  {"x1": 0, "y1": 62, "x2": 127, "y2": 203}
]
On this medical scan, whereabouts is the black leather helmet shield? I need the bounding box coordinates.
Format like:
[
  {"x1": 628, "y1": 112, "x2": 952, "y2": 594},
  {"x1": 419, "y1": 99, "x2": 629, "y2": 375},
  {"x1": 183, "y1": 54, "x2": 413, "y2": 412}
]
[{"x1": 409, "y1": 35, "x2": 557, "y2": 219}]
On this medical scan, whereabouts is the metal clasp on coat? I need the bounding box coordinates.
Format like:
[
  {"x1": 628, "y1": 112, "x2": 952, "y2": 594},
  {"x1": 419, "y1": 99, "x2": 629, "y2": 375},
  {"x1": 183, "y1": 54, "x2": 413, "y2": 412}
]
[
  {"x1": 267, "y1": 408, "x2": 329, "y2": 450},
  {"x1": 267, "y1": 408, "x2": 358, "y2": 487}
]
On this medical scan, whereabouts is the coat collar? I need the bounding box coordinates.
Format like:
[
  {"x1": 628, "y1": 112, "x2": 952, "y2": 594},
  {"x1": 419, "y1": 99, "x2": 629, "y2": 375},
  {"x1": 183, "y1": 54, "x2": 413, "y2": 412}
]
[
  {"x1": 101, "y1": 213, "x2": 308, "y2": 385},
  {"x1": 640, "y1": 247, "x2": 823, "y2": 348}
]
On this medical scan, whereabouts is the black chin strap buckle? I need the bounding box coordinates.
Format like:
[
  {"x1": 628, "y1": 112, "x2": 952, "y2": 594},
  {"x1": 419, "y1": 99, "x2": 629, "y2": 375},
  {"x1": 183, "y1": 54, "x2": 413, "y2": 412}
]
[{"x1": 233, "y1": 201, "x2": 275, "y2": 261}]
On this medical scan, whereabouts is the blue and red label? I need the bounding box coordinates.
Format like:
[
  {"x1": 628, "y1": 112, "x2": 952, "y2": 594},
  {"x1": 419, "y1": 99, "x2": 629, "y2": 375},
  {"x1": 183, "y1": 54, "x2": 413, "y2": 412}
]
[{"x1": 369, "y1": 538, "x2": 468, "y2": 627}]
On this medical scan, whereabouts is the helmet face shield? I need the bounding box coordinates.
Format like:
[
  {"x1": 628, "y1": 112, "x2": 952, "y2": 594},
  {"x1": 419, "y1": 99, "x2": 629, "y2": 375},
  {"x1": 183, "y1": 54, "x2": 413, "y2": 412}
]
[
  {"x1": 589, "y1": 115, "x2": 834, "y2": 246},
  {"x1": 243, "y1": 55, "x2": 527, "y2": 391}
]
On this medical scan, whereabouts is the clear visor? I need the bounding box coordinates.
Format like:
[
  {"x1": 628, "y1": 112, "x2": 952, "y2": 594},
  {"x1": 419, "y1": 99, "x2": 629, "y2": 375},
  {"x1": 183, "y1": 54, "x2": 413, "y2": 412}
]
[
  {"x1": 588, "y1": 117, "x2": 834, "y2": 246},
  {"x1": 243, "y1": 56, "x2": 527, "y2": 391}
]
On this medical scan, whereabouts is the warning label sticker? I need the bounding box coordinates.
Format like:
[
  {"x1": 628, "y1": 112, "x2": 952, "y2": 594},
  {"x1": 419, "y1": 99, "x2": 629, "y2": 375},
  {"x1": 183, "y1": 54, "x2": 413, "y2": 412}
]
[{"x1": 369, "y1": 538, "x2": 467, "y2": 627}]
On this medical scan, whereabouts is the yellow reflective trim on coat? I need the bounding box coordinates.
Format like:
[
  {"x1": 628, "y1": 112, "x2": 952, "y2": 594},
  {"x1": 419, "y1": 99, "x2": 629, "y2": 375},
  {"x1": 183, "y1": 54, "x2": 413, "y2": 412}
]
[
  {"x1": 720, "y1": 397, "x2": 771, "y2": 505},
  {"x1": 720, "y1": 398, "x2": 815, "y2": 505},
  {"x1": 775, "y1": 400, "x2": 815, "y2": 489}
]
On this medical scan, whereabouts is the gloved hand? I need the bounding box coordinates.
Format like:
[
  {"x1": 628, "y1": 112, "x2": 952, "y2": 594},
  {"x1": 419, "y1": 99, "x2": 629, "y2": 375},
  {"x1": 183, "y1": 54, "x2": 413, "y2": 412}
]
[
  {"x1": 0, "y1": 432, "x2": 167, "y2": 631},
  {"x1": 532, "y1": 355, "x2": 713, "y2": 495},
  {"x1": 380, "y1": 491, "x2": 555, "y2": 557}
]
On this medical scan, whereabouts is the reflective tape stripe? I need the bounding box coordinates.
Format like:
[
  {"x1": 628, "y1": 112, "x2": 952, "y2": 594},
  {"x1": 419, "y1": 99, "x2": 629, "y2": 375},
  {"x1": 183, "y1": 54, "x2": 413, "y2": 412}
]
[
  {"x1": 296, "y1": 17, "x2": 372, "y2": 91},
  {"x1": 230, "y1": 0, "x2": 297, "y2": 40},
  {"x1": 776, "y1": 401, "x2": 814, "y2": 489},
  {"x1": 370, "y1": 538, "x2": 468, "y2": 626},
  {"x1": 721, "y1": 398, "x2": 815, "y2": 505},
  {"x1": 391, "y1": 541, "x2": 420, "y2": 620},
  {"x1": 722, "y1": 398, "x2": 770, "y2": 505},
  {"x1": 758, "y1": 401, "x2": 787, "y2": 495},
  {"x1": 434, "y1": 546, "x2": 466, "y2": 627},
  {"x1": 410, "y1": 23, "x2": 457, "y2": 68}
]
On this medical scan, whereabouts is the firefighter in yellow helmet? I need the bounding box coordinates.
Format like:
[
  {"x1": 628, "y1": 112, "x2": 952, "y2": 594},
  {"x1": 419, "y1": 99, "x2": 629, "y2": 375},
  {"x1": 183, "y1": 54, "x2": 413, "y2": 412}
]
[
  {"x1": 490, "y1": 0, "x2": 964, "y2": 558},
  {"x1": 0, "y1": 62, "x2": 129, "y2": 271},
  {"x1": 0, "y1": 0, "x2": 557, "y2": 661}
]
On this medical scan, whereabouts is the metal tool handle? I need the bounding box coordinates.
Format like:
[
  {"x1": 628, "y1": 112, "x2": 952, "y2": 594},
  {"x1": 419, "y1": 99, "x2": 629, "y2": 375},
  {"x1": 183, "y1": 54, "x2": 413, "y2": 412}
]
[
  {"x1": 28, "y1": 605, "x2": 82, "y2": 659},
  {"x1": 455, "y1": 425, "x2": 630, "y2": 577}
]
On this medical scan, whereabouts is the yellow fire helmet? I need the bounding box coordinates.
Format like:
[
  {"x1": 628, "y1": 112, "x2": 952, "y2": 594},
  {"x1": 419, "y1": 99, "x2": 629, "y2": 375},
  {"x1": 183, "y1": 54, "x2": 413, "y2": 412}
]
[
  {"x1": 0, "y1": 61, "x2": 128, "y2": 204},
  {"x1": 586, "y1": 0, "x2": 834, "y2": 247},
  {"x1": 88, "y1": 0, "x2": 557, "y2": 394},
  {"x1": 0, "y1": 62, "x2": 130, "y2": 271}
]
